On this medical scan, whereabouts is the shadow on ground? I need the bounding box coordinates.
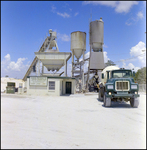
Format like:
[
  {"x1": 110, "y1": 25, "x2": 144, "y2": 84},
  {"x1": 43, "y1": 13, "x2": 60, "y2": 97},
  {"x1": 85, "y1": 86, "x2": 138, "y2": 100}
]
[{"x1": 97, "y1": 98, "x2": 134, "y2": 108}]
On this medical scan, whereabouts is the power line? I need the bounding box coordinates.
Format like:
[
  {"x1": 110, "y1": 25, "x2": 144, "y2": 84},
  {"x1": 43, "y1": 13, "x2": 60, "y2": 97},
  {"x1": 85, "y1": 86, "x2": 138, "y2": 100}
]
[{"x1": 114, "y1": 52, "x2": 146, "y2": 63}]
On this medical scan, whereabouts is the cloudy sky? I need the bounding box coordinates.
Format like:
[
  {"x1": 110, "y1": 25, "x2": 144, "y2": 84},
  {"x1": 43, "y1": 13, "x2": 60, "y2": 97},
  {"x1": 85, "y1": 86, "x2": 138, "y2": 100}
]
[{"x1": 1, "y1": 1, "x2": 146, "y2": 79}]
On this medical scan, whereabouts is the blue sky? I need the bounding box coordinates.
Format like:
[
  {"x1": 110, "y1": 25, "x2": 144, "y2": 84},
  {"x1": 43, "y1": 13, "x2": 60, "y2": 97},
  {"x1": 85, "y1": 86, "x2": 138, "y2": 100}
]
[{"x1": 1, "y1": 1, "x2": 146, "y2": 79}]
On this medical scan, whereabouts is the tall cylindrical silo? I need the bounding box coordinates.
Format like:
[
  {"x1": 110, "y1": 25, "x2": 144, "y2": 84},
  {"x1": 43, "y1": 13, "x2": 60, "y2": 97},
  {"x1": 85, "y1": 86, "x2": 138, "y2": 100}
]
[
  {"x1": 71, "y1": 31, "x2": 86, "y2": 59},
  {"x1": 89, "y1": 17, "x2": 104, "y2": 52}
]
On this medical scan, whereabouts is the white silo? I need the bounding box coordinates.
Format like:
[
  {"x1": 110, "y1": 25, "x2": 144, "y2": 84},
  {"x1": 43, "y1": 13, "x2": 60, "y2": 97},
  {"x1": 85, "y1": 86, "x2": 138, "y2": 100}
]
[
  {"x1": 89, "y1": 17, "x2": 104, "y2": 52},
  {"x1": 85, "y1": 17, "x2": 105, "y2": 91},
  {"x1": 70, "y1": 31, "x2": 86, "y2": 91},
  {"x1": 88, "y1": 17, "x2": 105, "y2": 70},
  {"x1": 71, "y1": 31, "x2": 86, "y2": 60}
]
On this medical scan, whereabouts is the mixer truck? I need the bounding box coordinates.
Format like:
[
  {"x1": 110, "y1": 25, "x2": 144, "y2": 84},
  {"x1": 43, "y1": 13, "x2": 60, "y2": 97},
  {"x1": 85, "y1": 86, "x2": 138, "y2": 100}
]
[{"x1": 98, "y1": 66, "x2": 140, "y2": 107}]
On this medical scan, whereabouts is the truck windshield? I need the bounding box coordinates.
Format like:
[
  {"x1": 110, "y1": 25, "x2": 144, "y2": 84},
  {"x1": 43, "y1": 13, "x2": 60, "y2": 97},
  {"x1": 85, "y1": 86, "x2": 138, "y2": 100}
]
[{"x1": 112, "y1": 70, "x2": 132, "y2": 78}]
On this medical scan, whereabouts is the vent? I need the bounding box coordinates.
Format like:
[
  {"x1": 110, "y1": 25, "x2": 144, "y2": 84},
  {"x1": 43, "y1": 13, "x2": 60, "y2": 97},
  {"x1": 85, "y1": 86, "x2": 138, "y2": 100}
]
[{"x1": 115, "y1": 81, "x2": 129, "y2": 91}]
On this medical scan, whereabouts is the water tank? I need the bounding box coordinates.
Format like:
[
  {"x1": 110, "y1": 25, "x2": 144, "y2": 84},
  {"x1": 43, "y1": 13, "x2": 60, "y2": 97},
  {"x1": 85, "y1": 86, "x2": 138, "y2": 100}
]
[
  {"x1": 71, "y1": 31, "x2": 86, "y2": 59},
  {"x1": 89, "y1": 18, "x2": 104, "y2": 52}
]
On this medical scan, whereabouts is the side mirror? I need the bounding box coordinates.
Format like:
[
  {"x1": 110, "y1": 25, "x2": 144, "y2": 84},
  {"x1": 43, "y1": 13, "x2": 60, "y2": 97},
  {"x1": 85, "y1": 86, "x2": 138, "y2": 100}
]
[
  {"x1": 133, "y1": 71, "x2": 135, "y2": 76},
  {"x1": 102, "y1": 73, "x2": 104, "y2": 79}
]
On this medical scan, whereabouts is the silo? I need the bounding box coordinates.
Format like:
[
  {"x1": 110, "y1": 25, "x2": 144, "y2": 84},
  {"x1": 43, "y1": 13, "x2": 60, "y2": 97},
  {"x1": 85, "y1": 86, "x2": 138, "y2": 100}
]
[
  {"x1": 89, "y1": 17, "x2": 104, "y2": 51},
  {"x1": 85, "y1": 18, "x2": 105, "y2": 91},
  {"x1": 71, "y1": 31, "x2": 86, "y2": 59},
  {"x1": 70, "y1": 31, "x2": 86, "y2": 91}
]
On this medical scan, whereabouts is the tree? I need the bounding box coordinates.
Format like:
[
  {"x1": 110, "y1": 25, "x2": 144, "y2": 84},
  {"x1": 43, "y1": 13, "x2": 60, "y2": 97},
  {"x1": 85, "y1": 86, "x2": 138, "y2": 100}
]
[
  {"x1": 134, "y1": 67, "x2": 146, "y2": 84},
  {"x1": 105, "y1": 60, "x2": 116, "y2": 67}
]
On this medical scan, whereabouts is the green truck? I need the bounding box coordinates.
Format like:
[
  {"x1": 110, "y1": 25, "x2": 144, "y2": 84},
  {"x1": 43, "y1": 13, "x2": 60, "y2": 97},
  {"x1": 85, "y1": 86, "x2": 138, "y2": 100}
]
[{"x1": 98, "y1": 66, "x2": 140, "y2": 107}]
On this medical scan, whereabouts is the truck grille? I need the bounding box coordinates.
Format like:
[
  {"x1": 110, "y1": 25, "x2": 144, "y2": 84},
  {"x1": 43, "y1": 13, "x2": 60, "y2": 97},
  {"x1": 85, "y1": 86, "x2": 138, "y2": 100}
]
[{"x1": 115, "y1": 81, "x2": 129, "y2": 91}]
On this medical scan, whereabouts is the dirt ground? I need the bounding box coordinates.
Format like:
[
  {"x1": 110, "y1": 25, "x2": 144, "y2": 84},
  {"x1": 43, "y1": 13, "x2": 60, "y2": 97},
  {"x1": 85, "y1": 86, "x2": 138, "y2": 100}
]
[{"x1": 1, "y1": 92, "x2": 146, "y2": 149}]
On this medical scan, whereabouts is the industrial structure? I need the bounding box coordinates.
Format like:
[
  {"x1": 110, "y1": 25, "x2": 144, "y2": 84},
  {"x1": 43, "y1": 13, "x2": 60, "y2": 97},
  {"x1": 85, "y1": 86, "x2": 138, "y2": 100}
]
[
  {"x1": 21, "y1": 17, "x2": 105, "y2": 95},
  {"x1": 70, "y1": 17, "x2": 105, "y2": 92},
  {"x1": 71, "y1": 31, "x2": 86, "y2": 92},
  {"x1": 23, "y1": 29, "x2": 76, "y2": 96},
  {"x1": 85, "y1": 17, "x2": 105, "y2": 91}
]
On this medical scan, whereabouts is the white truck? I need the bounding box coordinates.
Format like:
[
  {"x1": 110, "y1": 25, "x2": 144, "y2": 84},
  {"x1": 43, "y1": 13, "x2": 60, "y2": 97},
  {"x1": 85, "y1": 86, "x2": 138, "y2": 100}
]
[{"x1": 98, "y1": 66, "x2": 140, "y2": 107}]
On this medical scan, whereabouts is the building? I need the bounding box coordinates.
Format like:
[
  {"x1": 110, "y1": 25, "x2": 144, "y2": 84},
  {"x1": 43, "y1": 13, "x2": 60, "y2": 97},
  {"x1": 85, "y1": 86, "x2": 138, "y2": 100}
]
[
  {"x1": 23, "y1": 29, "x2": 76, "y2": 96},
  {"x1": 27, "y1": 76, "x2": 75, "y2": 96}
]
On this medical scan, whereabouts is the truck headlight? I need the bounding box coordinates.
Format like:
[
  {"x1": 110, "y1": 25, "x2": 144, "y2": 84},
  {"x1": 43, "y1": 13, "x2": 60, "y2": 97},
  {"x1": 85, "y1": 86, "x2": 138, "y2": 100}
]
[
  {"x1": 107, "y1": 85, "x2": 113, "y2": 89},
  {"x1": 131, "y1": 85, "x2": 137, "y2": 89},
  {"x1": 108, "y1": 92, "x2": 112, "y2": 95}
]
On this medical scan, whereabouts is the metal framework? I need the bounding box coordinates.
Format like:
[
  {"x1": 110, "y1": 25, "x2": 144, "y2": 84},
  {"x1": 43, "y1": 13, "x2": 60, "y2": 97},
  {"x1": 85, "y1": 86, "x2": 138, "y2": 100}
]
[{"x1": 23, "y1": 30, "x2": 59, "y2": 81}]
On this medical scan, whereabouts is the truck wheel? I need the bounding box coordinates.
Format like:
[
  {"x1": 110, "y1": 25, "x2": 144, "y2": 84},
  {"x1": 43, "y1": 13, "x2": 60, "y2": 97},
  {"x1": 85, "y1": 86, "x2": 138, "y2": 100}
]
[
  {"x1": 99, "y1": 89, "x2": 104, "y2": 101},
  {"x1": 130, "y1": 97, "x2": 139, "y2": 108},
  {"x1": 104, "y1": 93, "x2": 111, "y2": 107}
]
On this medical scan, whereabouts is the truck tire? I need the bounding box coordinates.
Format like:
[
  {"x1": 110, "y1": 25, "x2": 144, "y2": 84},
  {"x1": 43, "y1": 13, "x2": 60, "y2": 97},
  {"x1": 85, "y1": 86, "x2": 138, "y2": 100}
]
[
  {"x1": 99, "y1": 89, "x2": 104, "y2": 101},
  {"x1": 130, "y1": 97, "x2": 139, "y2": 108},
  {"x1": 104, "y1": 93, "x2": 111, "y2": 107}
]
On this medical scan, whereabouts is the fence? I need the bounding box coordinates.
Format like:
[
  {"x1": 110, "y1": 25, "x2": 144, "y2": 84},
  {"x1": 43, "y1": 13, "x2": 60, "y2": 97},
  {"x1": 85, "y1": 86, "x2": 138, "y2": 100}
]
[{"x1": 139, "y1": 84, "x2": 146, "y2": 92}]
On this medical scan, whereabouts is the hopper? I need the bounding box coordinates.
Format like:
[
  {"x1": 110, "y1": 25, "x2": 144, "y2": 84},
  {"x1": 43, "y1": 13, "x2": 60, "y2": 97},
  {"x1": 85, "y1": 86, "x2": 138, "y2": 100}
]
[{"x1": 35, "y1": 52, "x2": 71, "y2": 71}]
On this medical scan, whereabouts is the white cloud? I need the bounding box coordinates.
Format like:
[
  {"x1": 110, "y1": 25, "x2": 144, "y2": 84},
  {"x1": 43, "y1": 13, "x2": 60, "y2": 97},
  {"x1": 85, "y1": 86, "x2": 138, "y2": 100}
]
[
  {"x1": 51, "y1": 5, "x2": 56, "y2": 13},
  {"x1": 4, "y1": 54, "x2": 11, "y2": 61},
  {"x1": 117, "y1": 41, "x2": 146, "y2": 72},
  {"x1": 103, "y1": 44, "x2": 108, "y2": 48},
  {"x1": 1, "y1": 53, "x2": 11, "y2": 68},
  {"x1": 57, "y1": 33, "x2": 70, "y2": 42},
  {"x1": 130, "y1": 41, "x2": 146, "y2": 66},
  {"x1": 84, "y1": 51, "x2": 90, "y2": 59},
  {"x1": 57, "y1": 12, "x2": 70, "y2": 18},
  {"x1": 51, "y1": 5, "x2": 70, "y2": 18},
  {"x1": 103, "y1": 51, "x2": 110, "y2": 63},
  {"x1": 83, "y1": 1, "x2": 117, "y2": 7},
  {"x1": 7, "y1": 58, "x2": 27, "y2": 71},
  {"x1": 122, "y1": 61, "x2": 140, "y2": 72},
  {"x1": 137, "y1": 11, "x2": 144, "y2": 19},
  {"x1": 74, "y1": 12, "x2": 79, "y2": 16},
  {"x1": 130, "y1": 41, "x2": 146, "y2": 56},
  {"x1": 125, "y1": 11, "x2": 144, "y2": 26},
  {"x1": 1, "y1": 54, "x2": 29, "y2": 78},
  {"x1": 83, "y1": 1, "x2": 138, "y2": 13},
  {"x1": 125, "y1": 22, "x2": 132, "y2": 26},
  {"x1": 115, "y1": 1, "x2": 138, "y2": 13}
]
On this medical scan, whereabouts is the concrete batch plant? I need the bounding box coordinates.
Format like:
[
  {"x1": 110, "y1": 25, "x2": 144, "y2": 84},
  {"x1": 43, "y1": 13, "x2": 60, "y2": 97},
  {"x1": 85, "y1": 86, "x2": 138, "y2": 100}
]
[
  {"x1": 23, "y1": 29, "x2": 76, "y2": 96},
  {"x1": 70, "y1": 17, "x2": 105, "y2": 92},
  {"x1": 22, "y1": 17, "x2": 105, "y2": 95}
]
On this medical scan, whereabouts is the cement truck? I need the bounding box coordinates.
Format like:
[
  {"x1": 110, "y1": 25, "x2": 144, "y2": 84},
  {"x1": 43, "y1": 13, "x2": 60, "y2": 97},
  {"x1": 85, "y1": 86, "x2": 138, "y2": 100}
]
[{"x1": 98, "y1": 66, "x2": 140, "y2": 107}]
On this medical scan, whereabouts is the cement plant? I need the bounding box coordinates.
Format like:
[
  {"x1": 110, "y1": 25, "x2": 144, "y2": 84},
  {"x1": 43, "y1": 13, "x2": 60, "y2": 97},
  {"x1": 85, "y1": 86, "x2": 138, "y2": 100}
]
[{"x1": 1, "y1": 17, "x2": 146, "y2": 149}]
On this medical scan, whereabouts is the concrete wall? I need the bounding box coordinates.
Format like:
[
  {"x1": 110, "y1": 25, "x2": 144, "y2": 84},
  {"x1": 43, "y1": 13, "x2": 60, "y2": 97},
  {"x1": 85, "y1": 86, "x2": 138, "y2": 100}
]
[
  {"x1": 48, "y1": 78, "x2": 60, "y2": 96},
  {"x1": 27, "y1": 78, "x2": 48, "y2": 95}
]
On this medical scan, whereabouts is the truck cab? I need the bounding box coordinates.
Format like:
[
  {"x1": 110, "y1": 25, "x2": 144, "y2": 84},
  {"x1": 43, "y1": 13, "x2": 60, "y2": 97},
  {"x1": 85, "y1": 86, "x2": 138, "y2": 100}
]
[{"x1": 99, "y1": 68, "x2": 140, "y2": 107}]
